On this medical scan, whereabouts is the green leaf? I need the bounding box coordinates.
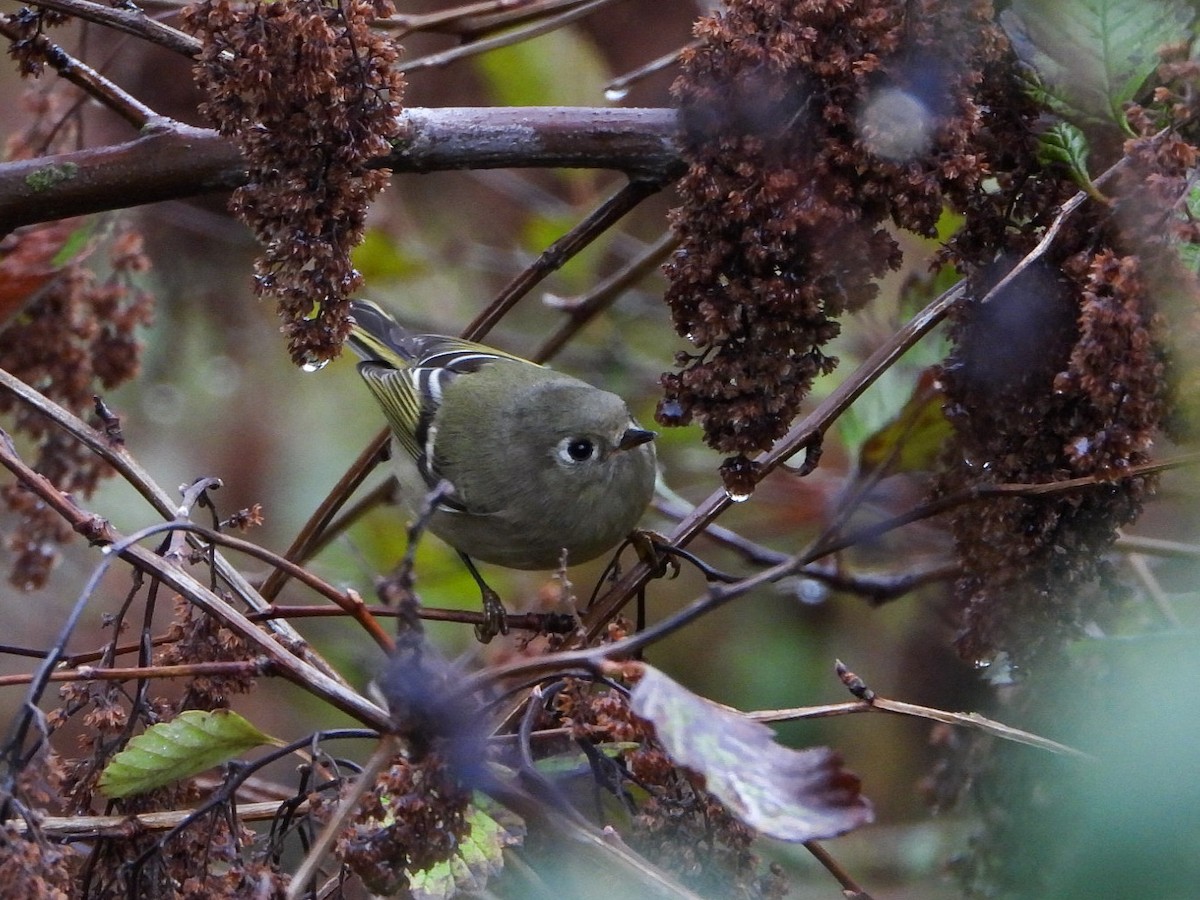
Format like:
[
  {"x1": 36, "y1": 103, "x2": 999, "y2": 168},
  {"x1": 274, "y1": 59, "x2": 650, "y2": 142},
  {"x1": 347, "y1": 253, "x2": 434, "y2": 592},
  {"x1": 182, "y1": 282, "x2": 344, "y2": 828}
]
[
  {"x1": 857, "y1": 368, "x2": 953, "y2": 478},
  {"x1": 50, "y1": 220, "x2": 98, "y2": 267},
  {"x1": 629, "y1": 664, "x2": 873, "y2": 843},
  {"x1": 99, "y1": 710, "x2": 281, "y2": 798},
  {"x1": 1001, "y1": 0, "x2": 1195, "y2": 130},
  {"x1": 532, "y1": 741, "x2": 640, "y2": 776},
  {"x1": 1036, "y1": 121, "x2": 1098, "y2": 194},
  {"x1": 409, "y1": 801, "x2": 525, "y2": 900}
]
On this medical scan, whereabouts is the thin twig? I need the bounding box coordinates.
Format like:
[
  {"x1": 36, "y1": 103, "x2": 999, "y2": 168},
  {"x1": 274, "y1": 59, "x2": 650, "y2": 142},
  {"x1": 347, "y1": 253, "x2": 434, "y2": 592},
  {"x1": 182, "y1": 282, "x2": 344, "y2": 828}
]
[
  {"x1": 398, "y1": 0, "x2": 618, "y2": 71},
  {"x1": 271, "y1": 475, "x2": 397, "y2": 571},
  {"x1": 6, "y1": 799, "x2": 306, "y2": 837},
  {"x1": 287, "y1": 735, "x2": 399, "y2": 900},
  {"x1": 0, "y1": 432, "x2": 391, "y2": 730},
  {"x1": 536, "y1": 229, "x2": 677, "y2": 361},
  {"x1": 383, "y1": 0, "x2": 593, "y2": 38},
  {"x1": 0, "y1": 366, "x2": 324, "y2": 662},
  {"x1": 25, "y1": 0, "x2": 201, "y2": 57},
  {"x1": 1125, "y1": 551, "x2": 1182, "y2": 627},
  {"x1": 464, "y1": 176, "x2": 668, "y2": 342},
  {"x1": 804, "y1": 840, "x2": 875, "y2": 900},
  {"x1": 0, "y1": 660, "x2": 271, "y2": 688},
  {"x1": 0, "y1": 14, "x2": 163, "y2": 128},
  {"x1": 602, "y1": 39, "x2": 698, "y2": 100},
  {"x1": 1115, "y1": 534, "x2": 1200, "y2": 558},
  {"x1": 250, "y1": 603, "x2": 575, "y2": 634},
  {"x1": 259, "y1": 432, "x2": 389, "y2": 602}
]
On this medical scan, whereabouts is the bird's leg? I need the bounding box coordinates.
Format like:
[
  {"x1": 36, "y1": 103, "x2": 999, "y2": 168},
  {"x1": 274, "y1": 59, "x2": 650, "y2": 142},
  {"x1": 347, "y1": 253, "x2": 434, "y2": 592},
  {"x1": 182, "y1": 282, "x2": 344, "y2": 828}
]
[
  {"x1": 628, "y1": 529, "x2": 681, "y2": 580},
  {"x1": 459, "y1": 552, "x2": 509, "y2": 642}
]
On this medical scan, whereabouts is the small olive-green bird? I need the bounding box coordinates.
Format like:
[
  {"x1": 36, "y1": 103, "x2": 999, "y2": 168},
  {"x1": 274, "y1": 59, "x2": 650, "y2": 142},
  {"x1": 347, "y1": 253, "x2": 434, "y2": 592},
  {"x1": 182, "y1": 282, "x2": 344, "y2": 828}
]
[{"x1": 347, "y1": 300, "x2": 657, "y2": 641}]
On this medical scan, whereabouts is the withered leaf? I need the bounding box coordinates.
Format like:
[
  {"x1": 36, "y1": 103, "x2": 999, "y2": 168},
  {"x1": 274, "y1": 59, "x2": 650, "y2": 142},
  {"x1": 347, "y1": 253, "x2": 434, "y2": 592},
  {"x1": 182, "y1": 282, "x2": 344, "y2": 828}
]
[{"x1": 629, "y1": 664, "x2": 873, "y2": 842}]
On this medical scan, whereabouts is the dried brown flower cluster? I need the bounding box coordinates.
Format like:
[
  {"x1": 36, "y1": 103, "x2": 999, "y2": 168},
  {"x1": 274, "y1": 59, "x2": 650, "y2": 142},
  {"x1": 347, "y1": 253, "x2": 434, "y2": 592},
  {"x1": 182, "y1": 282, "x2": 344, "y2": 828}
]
[
  {"x1": 336, "y1": 756, "x2": 470, "y2": 895},
  {"x1": 90, "y1": 785, "x2": 263, "y2": 897},
  {"x1": 183, "y1": 0, "x2": 404, "y2": 366},
  {"x1": 0, "y1": 820, "x2": 73, "y2": 900},
  {"x1": 939, "y1": 255, "x2": 1164, "y2": 663},
  {"x1": 27, "y1": 589, "x2": 279, "y2": 894},
  {"x1": 158, "y1": 595, "x2": 257, "y2": 710},
  {"x1": 1115, "y1": 121, "x2": 1200, "y2": 434},
  {"x1": 5, "y1": 6, "x2": 71, "y2": 78},
  {"x1": 0, "y1": 226, "x2": 154, "y2": 588},
  {"x1": 661, "y1": 0, "x2": 1002, "y2": 493},
  {"x1": 934, "y1": 49, "x2": 1196, "y2": 665}
]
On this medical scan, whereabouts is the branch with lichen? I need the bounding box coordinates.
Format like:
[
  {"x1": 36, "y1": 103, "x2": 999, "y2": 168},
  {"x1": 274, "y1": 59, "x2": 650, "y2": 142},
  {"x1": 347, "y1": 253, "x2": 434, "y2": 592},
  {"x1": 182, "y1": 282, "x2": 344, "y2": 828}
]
[{"x1": 0, "y1": 107, "x2": 681, "y2": 235}]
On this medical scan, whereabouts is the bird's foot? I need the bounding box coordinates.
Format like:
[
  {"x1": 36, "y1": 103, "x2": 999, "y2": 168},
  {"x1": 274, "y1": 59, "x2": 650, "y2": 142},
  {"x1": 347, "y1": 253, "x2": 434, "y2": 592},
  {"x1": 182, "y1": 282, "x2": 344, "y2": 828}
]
[{"x1": 474, "y1": 588, "x2": 510, "y2": 643}]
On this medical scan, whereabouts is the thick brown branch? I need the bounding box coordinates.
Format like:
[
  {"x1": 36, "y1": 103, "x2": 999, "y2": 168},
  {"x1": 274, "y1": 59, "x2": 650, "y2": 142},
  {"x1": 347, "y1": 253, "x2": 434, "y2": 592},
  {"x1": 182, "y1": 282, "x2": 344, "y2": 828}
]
[
  {"x1": 390, "y1": 107, "x2": 680, "y2": 175},
  {"x1": 0, "y1": 123, "x2": 246, "y2": 234},
  {"x1": 0, "y1": 107, "x2": 682, "y2": 234}
]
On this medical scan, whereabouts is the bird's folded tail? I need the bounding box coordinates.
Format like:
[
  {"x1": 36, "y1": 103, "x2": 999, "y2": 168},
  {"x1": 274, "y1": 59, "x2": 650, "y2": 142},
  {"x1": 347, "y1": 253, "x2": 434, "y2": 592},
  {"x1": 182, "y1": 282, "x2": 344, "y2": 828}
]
[{"x1": 346, "y1": 299, "x2": 416, "y2": 368}]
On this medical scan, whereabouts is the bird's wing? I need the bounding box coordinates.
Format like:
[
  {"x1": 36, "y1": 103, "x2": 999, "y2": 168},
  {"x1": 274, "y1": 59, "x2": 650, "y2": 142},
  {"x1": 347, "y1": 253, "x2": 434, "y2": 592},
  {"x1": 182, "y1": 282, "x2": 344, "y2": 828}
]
[
  {"x1": 357, "y1": 348, "x2": 512, "y2": 513},
  {"x1": 350, "y1": 300, "x2": 542, "y2": 510},
  {"x1": 402, "y1": 334, "x2": 531, "y2": 371},
  {"x1": 357, "y1": 362, "x2": 428, "y2": 467}
]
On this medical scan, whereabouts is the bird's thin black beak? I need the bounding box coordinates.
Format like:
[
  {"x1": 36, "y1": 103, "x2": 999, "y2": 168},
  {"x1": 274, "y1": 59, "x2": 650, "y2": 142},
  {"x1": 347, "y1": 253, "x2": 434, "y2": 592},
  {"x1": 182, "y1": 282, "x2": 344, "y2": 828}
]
[{"x1": 618, "y1": 427, "x2": 656, "y2": 451}]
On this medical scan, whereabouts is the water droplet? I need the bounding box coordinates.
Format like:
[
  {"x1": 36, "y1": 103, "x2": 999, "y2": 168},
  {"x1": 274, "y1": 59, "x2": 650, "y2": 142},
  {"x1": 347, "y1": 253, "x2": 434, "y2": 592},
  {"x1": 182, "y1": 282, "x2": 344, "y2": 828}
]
[
  {"x1": 719, "y1": 455, "x2": 759, "y2": 501},
  {"x1": 604, "y1": 86, "x2": 629, "y2": 102},
  {"x1": 300, "y1": 358, "x2": 329, "y2": 373}
]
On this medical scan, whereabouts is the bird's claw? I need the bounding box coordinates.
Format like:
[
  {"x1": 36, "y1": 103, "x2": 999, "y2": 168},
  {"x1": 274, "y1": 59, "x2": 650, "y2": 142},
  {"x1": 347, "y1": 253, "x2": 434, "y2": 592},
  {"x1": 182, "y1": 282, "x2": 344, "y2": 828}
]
[
  {"x1": 630, "y1": 529, "x2": 680, "y2": 580},
  {"x1": 474, "y1": 588, "x2": 510, "y2": 643}
]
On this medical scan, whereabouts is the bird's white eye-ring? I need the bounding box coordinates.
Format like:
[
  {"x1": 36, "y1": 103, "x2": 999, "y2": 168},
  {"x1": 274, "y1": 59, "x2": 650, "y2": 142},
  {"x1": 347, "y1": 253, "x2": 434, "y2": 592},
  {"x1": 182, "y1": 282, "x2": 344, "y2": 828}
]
[{"x1": 557, "y1": 436, "x2": 596, "y2": 464}]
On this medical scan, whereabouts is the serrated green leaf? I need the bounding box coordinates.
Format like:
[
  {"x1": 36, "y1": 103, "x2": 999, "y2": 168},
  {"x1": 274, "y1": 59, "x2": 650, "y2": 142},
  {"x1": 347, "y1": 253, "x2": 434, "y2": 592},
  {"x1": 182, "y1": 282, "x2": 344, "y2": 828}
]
[
  {"x1": 1001, "y1": 0, "x2": 1195, "y2": 130},
  {"x1": 99, "y1": 710, "x2": 281, "y2": 799},
  {"x1": 629, "y1": 664, "x2": 873, "y2": 843},
  {"x1": 1037, "y1": 121, "x2": 1097, "y2": 193},
  {"x1": 409, "y1": 802, "x2": 525, "y2": 900}
]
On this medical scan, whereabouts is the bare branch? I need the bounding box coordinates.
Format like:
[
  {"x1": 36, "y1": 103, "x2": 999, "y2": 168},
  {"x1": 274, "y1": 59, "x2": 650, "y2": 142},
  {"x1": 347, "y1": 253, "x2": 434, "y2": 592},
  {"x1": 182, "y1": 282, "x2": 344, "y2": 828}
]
[
  {"x1": 25, "y1": 0, "x2": 201, "y2": 57},
  {"x1": 0, "y1": 14, "x2": 162, "y2": 128},
  {"x1": 0, "y1": 107, "x2": 681, "y2": 234}
]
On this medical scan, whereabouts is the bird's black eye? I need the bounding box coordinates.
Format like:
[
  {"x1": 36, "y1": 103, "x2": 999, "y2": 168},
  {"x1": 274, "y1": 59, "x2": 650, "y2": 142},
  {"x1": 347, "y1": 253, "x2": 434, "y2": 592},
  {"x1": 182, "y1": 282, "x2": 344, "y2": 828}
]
[{"x1": 559, "y1": 437, "x2": 596, "y2": 463}]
